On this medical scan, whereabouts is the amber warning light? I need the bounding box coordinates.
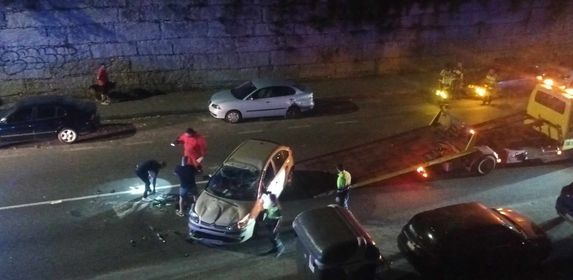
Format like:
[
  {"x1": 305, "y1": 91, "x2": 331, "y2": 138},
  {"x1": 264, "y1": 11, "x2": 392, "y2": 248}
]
[{"x1": 416, "y1": 166, "x2": 428, "y2": 178}]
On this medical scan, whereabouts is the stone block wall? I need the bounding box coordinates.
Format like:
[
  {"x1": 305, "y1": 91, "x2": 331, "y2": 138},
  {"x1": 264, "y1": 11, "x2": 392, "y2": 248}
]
[{"x1": 0, "y1": 0, "x2": 573, "y2": 97}]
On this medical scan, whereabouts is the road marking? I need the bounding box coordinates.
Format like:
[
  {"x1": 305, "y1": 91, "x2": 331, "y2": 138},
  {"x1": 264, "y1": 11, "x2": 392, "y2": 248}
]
[
  {"x1": 238, "y1": 129, "x2": 263, "y2": 135},
  {"x1": 0, "y1": 180, "x2": 208, "y2": 211},
  {"x1": 335, "y1": 120, "x2": 359, "y2": 125},
  {"x1": 124, "y1": 140, "x2": 154, "y2": 146},
  {"x1": 288, "y1": 124, "x2": 311, "y2": 129}
]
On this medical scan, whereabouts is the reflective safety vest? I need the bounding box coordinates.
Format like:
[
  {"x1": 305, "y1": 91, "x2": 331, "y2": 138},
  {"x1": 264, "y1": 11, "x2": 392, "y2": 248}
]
[
  {"x1": 337, "y1": 170, "x2": 352, "y2": 190},
  {"x1": 265, "y1": 204, "x2": 281, "y2": 220},
  {"x1": 484, "y1": 73, "x2": 498, "y2": 88}
]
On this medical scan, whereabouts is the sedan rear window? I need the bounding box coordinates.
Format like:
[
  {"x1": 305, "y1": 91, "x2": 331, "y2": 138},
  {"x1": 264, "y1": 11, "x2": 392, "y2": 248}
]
[
  {"x1": 231, "y1": 81, "x2": 257, "y2": 100},
  {"x1": 207, "y1": 164, "x2": 260, "y2": 200}
]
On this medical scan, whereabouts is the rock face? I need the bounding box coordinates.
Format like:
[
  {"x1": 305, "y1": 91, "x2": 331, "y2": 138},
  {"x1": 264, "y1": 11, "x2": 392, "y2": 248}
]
[{"x1": 0, "y1": 0, "x2": 572, "y2": 97}]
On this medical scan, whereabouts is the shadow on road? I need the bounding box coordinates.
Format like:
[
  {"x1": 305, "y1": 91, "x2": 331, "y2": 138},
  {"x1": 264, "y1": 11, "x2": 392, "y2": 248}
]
[
  {"x1": 78, "y1": 123, "x2": 137, "y2": 143},
  {"x1": 281, "y1": 170, "x2": 336, "y2": 201},
  {"x1": 109, "y1": 88, "x2": 165, "y2": 103},
  {"x1": 310, "y1": 96, "x2": 359, "y2": 117}
]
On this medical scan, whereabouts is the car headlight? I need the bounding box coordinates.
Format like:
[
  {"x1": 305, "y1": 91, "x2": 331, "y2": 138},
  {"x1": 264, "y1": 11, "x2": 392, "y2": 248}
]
[
  {"x1": 226, "y1": 214, "x2": 250, "y2": 232},
  {"x1": 211, "y1": 103, "x2": 221, "y2": 110},
  {"x1": 189, "y1": 210, "x2": 200, "y2": 223}
]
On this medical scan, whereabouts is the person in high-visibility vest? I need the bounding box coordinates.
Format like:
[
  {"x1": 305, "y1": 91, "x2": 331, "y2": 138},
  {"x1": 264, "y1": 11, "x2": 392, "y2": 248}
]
[
  {"x1": 336, "y1": 164, "x2": 352, "y2": 209},
  {"x1": 439, "y1": 63, "x2": 455, "y2": 92},
  {"x1": 260, "y1": 192, "x2": 285, "y2": 258},
  {"x1": 482, "y1": 68, "x2": 498, "y2": 105},
  {"x1": 452, "y1": 62, "x2": 464, "y2": 99}
]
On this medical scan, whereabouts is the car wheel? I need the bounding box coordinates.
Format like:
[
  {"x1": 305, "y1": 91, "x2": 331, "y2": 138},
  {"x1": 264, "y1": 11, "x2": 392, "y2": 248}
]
[
  {"x1": 473, "y1": 155, "x2": 496, "y2": 175},
  {"x1": 58, "y1": 128, "x2": 78, "y2": 144},
  {"x1": 225, "y1": 110, "x2": 242, "y2": 123},
  {"x1": 286, "y1": 106, "x2": 301, "y2": 119}
]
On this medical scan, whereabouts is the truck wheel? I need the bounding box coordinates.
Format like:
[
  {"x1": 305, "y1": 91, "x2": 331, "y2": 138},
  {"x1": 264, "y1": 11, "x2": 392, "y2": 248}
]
[{"x1": 473, "y1": 155, "x2": 496, "y2": 175}]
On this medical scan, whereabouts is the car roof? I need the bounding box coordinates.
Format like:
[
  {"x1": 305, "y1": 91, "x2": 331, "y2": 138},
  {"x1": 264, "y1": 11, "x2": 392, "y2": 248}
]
[
  {"x1": 251, "y1": 79, "x2": 296, "y2": 89},
  {"x1": 16, "y1": 95, "x2": 81, "y2": 107},
  {"x1": 225, "y1": 139, "x2": 284, "y2": 170},
  {"x1": 411, "y1": 202, "x2": 504, "y2": 238}
]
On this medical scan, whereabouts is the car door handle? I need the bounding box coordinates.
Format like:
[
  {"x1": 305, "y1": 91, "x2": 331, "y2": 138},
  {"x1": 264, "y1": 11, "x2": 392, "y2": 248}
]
[{"x1": 266, "y1": 101, "x2": 271, "y2": 103}]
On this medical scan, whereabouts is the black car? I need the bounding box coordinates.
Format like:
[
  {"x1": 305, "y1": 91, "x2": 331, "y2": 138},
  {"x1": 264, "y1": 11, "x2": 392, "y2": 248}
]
[
  {"x1": 397, "y1": 202, "x2": 550, "y2": 278},
  {"x1": 556, "y1": 181, "x2": 573, "y2": 223},
  {"x1": 0, "y1": 95, "x2": 99, "y2": 144}
]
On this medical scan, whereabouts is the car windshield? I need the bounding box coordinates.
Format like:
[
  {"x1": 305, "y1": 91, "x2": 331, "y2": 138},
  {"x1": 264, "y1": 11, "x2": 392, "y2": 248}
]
[
  {"x1": 230, "y1": 81, "x2": 257, "y2": 100},
  {"x1": 206, "y1": 162, "x2": 260, "y2": 201}
]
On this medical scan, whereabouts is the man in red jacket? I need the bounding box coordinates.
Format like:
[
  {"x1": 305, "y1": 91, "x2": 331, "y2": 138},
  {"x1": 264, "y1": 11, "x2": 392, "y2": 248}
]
[
  {"x1": 96, "y1": 63, "x2": 111, "y2": 105},
  {"x1": 171, "y1": 128, "x2": 207, "y2": 172}
]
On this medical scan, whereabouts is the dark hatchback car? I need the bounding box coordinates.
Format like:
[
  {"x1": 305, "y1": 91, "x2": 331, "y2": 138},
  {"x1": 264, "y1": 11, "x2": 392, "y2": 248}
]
[
  {"x1": 398, "y1": 202, "x2": 550, "y2": 278},
  {"x1": 0, "y1": 96, "x2": 99, "y2": 144},
  {"x1": 556, "y1": 181, "x2": 573, "y2": 223}
]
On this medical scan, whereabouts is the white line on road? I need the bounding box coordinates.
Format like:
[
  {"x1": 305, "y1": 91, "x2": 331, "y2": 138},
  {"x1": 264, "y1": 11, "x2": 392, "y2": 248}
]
[
  {"x1": 0, "y1": 180, "x2": 208, "y2": 211},
  {"x1": 335, "y1": 120, "x2": 359, "y2": 125},
  {"x1": 288, "y1": 124, "x2": 311, "y2": 129},
  {"x1": 238, "y1": 129, "x2": 263, "y2": 135},
  {"x1": 124, "y1": 140, "x2": 154, "y2": 146}
]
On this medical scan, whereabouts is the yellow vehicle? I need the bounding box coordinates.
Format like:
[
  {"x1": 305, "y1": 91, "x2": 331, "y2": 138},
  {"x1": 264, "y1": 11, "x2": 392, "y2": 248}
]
[{"x1": 299, "y1": 77, "x2": 573, "y2": 189}]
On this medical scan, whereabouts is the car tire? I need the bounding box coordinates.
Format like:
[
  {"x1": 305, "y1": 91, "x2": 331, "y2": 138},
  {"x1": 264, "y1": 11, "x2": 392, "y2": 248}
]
[
  {"x1": 58, "y1": 128, "x2": 78, "y2": 144},
  {"x1": 286, "y1": 106, "x2": 301, "y2": 119},
  {"x1": 225, "y1": 110, "x2": 242, "y2": 123},
  {"x1": 473, "y1": 155, "x2": 496, "y2": 175}
]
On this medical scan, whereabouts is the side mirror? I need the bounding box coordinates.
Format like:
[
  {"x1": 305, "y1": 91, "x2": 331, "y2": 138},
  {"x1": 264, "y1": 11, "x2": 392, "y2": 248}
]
[{"x1": 0, "y1": 117, "x2": 7, "y2": 124}]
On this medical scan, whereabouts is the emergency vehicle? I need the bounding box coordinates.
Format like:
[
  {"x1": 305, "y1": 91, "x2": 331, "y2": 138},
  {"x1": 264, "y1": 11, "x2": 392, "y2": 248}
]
[{"x1": 298, "y1": 77, "x2": 573, "y2": 189}]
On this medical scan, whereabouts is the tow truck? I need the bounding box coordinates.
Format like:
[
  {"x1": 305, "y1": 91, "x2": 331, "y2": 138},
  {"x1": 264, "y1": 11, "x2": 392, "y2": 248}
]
[{"x1": 298, "y1": 77, "x2": 573, "y2": 188}]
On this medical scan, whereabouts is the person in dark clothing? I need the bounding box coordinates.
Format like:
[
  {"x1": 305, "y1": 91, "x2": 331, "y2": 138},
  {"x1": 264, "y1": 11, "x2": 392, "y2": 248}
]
[
  {"x1": 135, "y1": 160, "x2": 166, "y2": 199},
  {"x1": 260, "y1": 192, "x2": 285, "y2": 258},
  {"x1": 175, "y1": 164, "x2": 198, "y2": 217}
]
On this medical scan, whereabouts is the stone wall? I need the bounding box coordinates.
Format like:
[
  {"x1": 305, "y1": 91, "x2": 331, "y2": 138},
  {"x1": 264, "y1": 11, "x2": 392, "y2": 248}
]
[{"x1": 1, "y1": 0, "x2": 573, "y2": 97}]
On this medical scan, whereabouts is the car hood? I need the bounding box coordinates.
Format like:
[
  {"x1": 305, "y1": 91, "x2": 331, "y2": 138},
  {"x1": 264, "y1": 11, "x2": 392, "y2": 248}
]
[
  {"x1": 210, "y1": 90, "x2": 238, "y2": 104},
  {"x1": 194, "y1": 191, "x2": 254, "y2": 226}
]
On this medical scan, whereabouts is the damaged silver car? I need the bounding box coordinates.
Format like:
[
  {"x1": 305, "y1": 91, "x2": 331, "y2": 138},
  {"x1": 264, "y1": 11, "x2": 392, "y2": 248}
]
[{"x1": 188, "y1": 139, "x2": 294, "y2": 245}]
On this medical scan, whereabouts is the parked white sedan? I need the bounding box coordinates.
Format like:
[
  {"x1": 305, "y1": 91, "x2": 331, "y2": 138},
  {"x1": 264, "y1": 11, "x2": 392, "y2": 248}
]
[{"x1": 208, "y1": 79, "x2": 314, "y2": 123}]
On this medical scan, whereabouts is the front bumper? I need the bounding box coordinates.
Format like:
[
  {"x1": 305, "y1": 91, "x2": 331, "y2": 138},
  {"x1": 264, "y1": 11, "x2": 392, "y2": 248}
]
[
  {"x1": 188, "y1": 219, "x2": 255, "y2": 245},
  {"x1": 208, "y1": 104, "x2": 225, "y2": 119}
]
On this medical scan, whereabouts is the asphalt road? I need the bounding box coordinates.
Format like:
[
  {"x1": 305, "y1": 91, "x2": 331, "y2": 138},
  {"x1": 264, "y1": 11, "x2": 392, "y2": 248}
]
[{"x1": 1, "y1": 92, "x2": 572, "y2": 280}]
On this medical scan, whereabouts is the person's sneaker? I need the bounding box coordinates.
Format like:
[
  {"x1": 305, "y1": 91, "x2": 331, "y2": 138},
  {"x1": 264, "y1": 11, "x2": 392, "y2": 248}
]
[
  {"x1": 100, "y1": 100, "x2": 111, "y2": 105},
  {"x1": 176, "y1": 210, "x2": 185, "y2": 217},
  {"x1": 142, "y1": 197, "x2": 152, "y2": 202}
]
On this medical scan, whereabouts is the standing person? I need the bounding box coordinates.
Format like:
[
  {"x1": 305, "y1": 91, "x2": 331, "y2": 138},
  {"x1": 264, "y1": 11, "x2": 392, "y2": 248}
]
[
  {"x1": 439, "y1": 63, "x2": 454, "y2": 92},
  {"x1": 174, "y1": 163, "x2": 198, "y2": 217},
  {"x1": 135, "y1": 160, "x2": 166, "y2": 200},
  {"x1": 482, "y1": 68, "x2": 498, "y2": 105},
  {"x1": 171, "y1": 128, "x2": 207, "y2": 171},
  {"x1": 260, "y1": 192, "x2": 285, "y2": 258},
  {"x1": 96, "y1": 63, "x2": 111, "y2": 105},
  {"x1": 452, "y1": 62, "x2": 464, "y2": 99},
  {"x1": 335, "y1": 164, "x2": 352, "y2": 209}
]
